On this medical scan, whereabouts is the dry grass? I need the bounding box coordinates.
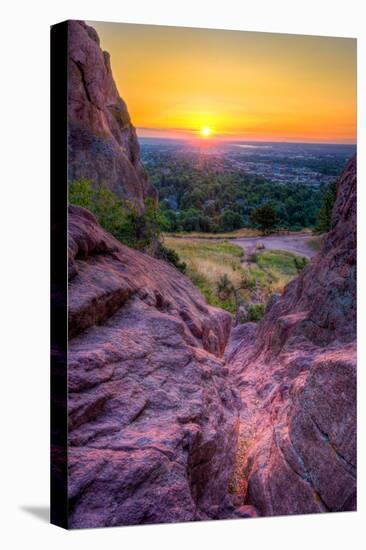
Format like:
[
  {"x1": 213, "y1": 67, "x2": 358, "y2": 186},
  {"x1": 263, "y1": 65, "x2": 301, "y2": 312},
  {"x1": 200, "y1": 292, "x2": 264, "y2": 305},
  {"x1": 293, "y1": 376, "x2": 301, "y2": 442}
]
[
  {"x1": 164, "y1": 238, "x2": 245, "y2": 312},
  {"x1": 191, "y1": 258, "x2": 244, "y2": 287},
  {"x1": 165, "y1": 237, "x2": 304, "y2": 316},
  {"x1": 164, "y1": 238, "x2": 244, "y2": 267}
]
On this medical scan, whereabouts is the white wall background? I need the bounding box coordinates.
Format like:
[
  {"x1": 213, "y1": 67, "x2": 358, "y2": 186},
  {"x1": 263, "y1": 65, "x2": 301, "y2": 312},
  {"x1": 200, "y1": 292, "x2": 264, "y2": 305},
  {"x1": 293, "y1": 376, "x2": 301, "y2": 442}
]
[{"x1": 0, "y1": 1, "x2": 364, "y2": 548}]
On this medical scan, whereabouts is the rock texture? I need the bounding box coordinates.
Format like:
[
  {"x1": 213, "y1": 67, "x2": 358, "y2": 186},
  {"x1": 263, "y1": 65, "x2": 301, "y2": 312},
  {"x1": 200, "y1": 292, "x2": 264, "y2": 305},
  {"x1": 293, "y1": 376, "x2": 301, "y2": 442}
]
[
  {"x1": 65, "y1": 19, "x2": 356, "y2": 528},
  {"x1": 67, "y1": 21, "x2": 156, "y2": 210},
  {"x1": 226, "y1": 156, "x2": 357, "y2": 515},
  {"x1": 68, "y1": 205, "x2": 244, "y2": 528}
]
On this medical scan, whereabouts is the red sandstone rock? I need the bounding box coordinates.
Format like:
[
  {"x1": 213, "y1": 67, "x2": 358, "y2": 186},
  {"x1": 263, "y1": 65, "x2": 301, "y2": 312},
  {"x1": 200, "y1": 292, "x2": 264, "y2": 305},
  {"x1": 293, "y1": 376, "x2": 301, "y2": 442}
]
[
  {"x1": 65, "y1": 19, "x2": 356, "y2": 527},
  {"x1": 67, "y1": 21, "x2": 156, "y2": 209},
  {"x1": 68, "y1": 205, "x2": 239, "y2": 528},
  {"x1": 227, "y1": 156, "x2": 356, "y2": 516}
]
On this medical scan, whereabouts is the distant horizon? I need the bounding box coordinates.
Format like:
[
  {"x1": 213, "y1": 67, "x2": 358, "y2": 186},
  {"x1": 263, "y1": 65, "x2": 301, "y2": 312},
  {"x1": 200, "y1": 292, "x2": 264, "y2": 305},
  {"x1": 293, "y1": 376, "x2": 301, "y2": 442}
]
[{"x1": 137, "y1": 131, "x2": 356, "y2": 147}]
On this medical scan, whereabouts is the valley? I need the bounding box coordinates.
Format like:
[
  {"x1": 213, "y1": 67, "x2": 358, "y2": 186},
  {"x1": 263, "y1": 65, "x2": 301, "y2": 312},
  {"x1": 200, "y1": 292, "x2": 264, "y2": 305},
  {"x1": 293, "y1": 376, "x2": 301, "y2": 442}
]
[{"x1": 141, "y1": 138, "x2": 355, "y2": 233}]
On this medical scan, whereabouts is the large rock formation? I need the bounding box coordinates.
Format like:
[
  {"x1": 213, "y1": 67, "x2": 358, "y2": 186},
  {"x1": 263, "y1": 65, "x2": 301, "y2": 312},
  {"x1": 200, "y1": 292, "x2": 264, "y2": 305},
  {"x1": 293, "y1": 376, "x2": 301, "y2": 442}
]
[
  {"x1": 67, "y1": 21, "x2": 156, "y2": 210},
  {"x1": 66, "y1": 21, "x2": 250, "y2": 528},
  {"x1": 65, "y1": 19, "x2": 356, "y2": 528},
  {"x1": 67, "y1": 205, "x2": 249, "y2": 528},
  {"x1": 226, "y1": 156, "x2": 356, "y2": 515},
  {"x1": 67, "y1": 157, "x2": 356, "y2": 527}
]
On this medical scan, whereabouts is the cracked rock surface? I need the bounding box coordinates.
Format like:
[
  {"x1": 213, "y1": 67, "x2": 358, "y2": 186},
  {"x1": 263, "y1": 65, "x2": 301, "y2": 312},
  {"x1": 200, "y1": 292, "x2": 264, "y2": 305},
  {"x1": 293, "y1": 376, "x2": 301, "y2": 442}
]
[
  {"x1": 68, "y1": 205, "x2": 242, "y2": 528},
  {"x1": 65, "y1": 19, "x2": 356, "y2": 526}
]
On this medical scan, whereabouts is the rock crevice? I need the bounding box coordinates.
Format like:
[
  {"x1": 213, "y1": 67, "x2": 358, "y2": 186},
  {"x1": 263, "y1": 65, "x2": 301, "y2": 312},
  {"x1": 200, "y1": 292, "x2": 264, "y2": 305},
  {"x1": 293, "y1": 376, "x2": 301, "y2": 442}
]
[
  {"x1": 227, "y1": 156, "x2": 356, "y2": 516},
  {"x1": 66, "y1": 19, "x2": 356, "y2": 527}
]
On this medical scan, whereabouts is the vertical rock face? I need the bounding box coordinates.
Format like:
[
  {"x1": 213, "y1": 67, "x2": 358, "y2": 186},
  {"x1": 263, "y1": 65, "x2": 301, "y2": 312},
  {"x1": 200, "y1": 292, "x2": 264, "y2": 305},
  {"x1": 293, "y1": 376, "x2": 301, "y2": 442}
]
[
  {"x1": 68, "y1": 205, "x2": 242, "y2": 528},
  {"x1": 67, "y1": 21, "x2": 157, "y2": 209},
  {"x1": 227, "y1": 156, "x2": 356, "y2": 516}
]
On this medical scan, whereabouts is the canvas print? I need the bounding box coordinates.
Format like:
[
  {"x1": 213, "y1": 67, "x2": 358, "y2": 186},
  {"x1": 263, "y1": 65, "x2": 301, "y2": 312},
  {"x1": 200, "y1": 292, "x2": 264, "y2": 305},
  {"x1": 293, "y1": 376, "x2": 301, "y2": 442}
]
[{"x1": 51, "y1": 19, "x2": 356, "y2": 529}]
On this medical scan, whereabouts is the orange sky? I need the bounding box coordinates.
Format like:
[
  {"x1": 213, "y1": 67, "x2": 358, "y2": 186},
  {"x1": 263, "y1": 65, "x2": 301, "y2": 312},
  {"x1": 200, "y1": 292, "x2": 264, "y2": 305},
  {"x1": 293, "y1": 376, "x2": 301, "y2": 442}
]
[{"x1": 88, "y1": 21, "x2": 356, "y2": 144}]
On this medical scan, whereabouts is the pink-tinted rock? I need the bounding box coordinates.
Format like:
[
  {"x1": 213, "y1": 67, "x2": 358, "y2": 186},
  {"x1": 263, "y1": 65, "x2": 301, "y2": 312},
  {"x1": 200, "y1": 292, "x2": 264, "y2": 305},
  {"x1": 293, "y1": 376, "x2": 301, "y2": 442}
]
[
  {"x1": 68, "y1": 205, "x2": 240, "y2": 528},
  {"x1": 227, "y1": 156, "x2": 356, "y2": 516},
  {"x1": 67, "y1": 21, "x2": 156, "y2": 209},
  {"x1": 65, "y1": 19, "x2": 356, "y2": 527}
]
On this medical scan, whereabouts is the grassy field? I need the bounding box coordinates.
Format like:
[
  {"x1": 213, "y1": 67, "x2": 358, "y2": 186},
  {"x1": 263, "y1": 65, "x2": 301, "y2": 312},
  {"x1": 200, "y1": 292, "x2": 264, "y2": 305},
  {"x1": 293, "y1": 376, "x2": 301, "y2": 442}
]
[
  {"x1": 165, "y1": 237, "x2": 307, "y2": 318},
  {"x1": 164, "y1": 227, "x2": 261, "y2": 239}
]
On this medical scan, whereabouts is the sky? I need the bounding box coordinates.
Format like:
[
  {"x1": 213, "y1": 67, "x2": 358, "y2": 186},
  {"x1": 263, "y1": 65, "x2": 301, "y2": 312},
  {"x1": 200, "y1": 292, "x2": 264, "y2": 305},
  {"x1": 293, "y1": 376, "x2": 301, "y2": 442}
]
[{"x1": 88, "y1": 21, "x2": 356, "y2": 144}]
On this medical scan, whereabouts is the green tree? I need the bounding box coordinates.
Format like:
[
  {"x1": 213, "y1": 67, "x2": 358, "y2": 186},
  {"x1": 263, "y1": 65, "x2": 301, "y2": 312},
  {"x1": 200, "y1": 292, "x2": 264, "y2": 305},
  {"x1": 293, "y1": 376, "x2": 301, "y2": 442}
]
[
  {"x1": 247, "y1": 303, "x2": 265, "y2": 321},
  {"x1": 249, "y1": 204, "x2": 279, "y2": 234},
  {"x1": 315, "y1": 181, "x2": 337, "y2": 233},
  {"x1": 179, "y1": 208, "x2": 212, "y2": 232},
  {"x1": 219, "y1": 209, "x2": 243, "y2": 231}
]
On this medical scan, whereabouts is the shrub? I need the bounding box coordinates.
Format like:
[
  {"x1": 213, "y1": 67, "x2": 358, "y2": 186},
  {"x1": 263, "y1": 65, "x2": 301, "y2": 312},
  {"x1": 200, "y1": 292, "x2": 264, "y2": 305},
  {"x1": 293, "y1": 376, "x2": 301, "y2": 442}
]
[
  {"x1": 247, "y1": 303, "x2": 265, "y2": 322},
  {"x1": 157, "y1": 244, "x2": 187, "y2": 273},
  {"x1": 69, "y1": 179, "x2": 163, "y2": 250},
  {"x1": 189, "y1": 266, "x2": 210, "y2": 289},
  {"x1": 216, "y1": 274, "x2": 234, "y2": 300},
  {"x1": 293, "y1": 256, "x2": 308, "y2": 273},
  {"x1": 68, "y1": 178, "x2": 94, "y2": 207},
  {"x1": 185, "y1": 268, "x2": 236, "y2": 313},
  {"x1": 239, "y1": 273, "x2": 257, "y2": 290}
]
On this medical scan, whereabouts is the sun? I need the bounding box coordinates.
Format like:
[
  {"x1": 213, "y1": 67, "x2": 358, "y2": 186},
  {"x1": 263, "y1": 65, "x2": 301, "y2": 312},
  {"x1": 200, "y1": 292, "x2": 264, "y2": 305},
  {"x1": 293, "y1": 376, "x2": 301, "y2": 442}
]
[{"x1": 200, "y1": 126, "x2": 212, "y2": 137}]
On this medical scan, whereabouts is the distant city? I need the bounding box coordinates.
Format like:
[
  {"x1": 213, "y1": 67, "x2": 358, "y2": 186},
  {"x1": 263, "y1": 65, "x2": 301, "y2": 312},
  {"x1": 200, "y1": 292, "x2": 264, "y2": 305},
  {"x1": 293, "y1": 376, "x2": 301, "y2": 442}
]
[{"x1": 140, "y1": 138, "x2": 356, "y2": 188}]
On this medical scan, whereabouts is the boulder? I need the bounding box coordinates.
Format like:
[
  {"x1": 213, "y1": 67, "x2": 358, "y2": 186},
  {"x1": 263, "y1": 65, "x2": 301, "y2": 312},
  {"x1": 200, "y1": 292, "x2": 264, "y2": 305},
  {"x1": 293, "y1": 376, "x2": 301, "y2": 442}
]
[{"x1": 68, "y1": 205, "x2": 239, "y2": 528}]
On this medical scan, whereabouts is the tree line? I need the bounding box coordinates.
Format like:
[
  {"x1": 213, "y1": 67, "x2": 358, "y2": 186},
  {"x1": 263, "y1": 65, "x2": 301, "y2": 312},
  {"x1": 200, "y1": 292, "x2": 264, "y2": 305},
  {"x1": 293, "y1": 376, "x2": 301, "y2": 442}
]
[{"x1": 146, "y1": 159, "x2": 328, "y2": 233}]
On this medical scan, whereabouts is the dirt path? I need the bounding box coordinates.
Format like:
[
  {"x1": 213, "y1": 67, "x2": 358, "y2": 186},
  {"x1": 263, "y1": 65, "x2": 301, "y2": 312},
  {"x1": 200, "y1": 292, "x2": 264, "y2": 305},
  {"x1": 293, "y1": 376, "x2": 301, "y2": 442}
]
[
  {"x1": 232, "y1": 233, "x2": 317, "y2": 259},
  {"x1": 167, "y1": 232, "x2": 319, "y2": 259}
]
